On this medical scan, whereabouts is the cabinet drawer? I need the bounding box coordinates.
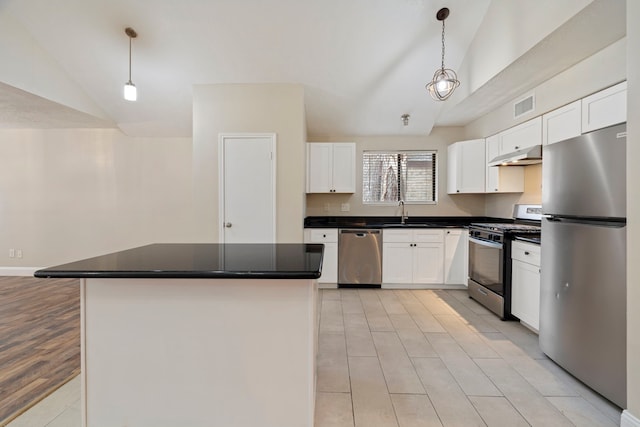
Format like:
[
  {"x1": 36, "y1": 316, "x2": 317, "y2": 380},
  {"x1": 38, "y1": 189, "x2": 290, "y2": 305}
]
[
  {"x1": 414, "y1": 229, "x2": 444, "y2": 243},
  {"x1": 305, "y1": 228, "x2": 338, "y2": 243},
  {"x1": 383, "y1": 229, "x2": 413, "y2": 242},
  {"x1": 511, "y1": 241, "x2": 541, "y2": 266}
]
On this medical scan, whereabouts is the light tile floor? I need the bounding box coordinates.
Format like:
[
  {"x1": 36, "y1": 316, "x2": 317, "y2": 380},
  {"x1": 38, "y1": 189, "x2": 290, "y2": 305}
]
[
  {"x1": 7, "y1": 289, "x2": 622, "y2": 427},
  {"x1": 314, "y1": 289, "x2": 622, "y2": 427}
]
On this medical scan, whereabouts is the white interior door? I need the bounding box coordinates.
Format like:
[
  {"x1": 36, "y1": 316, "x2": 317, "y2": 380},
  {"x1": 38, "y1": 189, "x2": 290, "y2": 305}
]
[{"x1": 220, "y1": 134, "x2": 276, "y2": 243}]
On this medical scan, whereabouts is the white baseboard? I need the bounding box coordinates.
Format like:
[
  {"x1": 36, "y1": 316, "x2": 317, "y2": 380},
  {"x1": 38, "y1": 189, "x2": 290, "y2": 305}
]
[
  {"x1": 0, "y1": 267, "x2": 41, "y2": 276},
  {"x1": 622, "y1": 410, "x2": 640, "y2": 427},
  {"x1": 382, "y1": 283, "x2": 467, "y2": 290},
  {"x1": 318, "y1": 283, "x2": 338, "y2": 289}
]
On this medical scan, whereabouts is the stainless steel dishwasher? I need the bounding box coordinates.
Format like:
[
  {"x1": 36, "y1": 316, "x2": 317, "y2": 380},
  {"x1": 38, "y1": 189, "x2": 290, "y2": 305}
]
[{"x1": 338, "y1": 229, "x2": 382, "y2": 287}]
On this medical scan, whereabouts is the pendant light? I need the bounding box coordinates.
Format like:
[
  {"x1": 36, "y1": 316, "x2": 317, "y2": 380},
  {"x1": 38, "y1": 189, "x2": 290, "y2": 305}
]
[
  {"x1": 425, "y1": 8, "x2": 460, "y2": 101},
  {"x1": 124, "y1": 27, "x2": 138, "y2": 101}
]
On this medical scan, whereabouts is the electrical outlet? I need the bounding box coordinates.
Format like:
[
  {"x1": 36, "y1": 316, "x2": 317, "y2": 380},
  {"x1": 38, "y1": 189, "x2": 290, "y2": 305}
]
[
  {"x1": 341, "y1": 203, "x2": 350, "y2": 212},
  {"x1": 16, "y1": 249, "x2": 23, "y2": 259},
  {"x1": 9, "y1": 249, "x2": 15, "y2": 258},
  {"x1": 324, "y1": 203, "x2": 330, "y2": 212}
]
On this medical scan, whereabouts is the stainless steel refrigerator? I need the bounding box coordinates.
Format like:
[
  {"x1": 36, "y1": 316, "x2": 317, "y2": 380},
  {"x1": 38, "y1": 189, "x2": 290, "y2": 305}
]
[{"x1": 540, "y1": 123, "x2": 626, "y2": 408}]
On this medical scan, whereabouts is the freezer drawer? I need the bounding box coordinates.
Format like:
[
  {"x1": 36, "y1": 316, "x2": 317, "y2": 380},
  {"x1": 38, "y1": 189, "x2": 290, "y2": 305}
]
[{"x1": 540, "y1": 217, "x2": 626, "y2": 407}]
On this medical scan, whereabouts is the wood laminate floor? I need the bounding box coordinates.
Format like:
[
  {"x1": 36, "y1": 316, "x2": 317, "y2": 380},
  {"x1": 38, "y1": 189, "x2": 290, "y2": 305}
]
[
  {"x1": 0, "y1": 276, "x2": 80, "y2": 426},
  {"x1": 8, "y1": 288, "x2": 623, "y2": 427}
]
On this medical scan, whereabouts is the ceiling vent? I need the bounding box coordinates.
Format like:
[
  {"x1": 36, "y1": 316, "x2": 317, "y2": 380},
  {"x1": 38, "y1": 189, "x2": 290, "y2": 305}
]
[{"x1": 514, "y1": 94, "x2": 535, "y2": 119}]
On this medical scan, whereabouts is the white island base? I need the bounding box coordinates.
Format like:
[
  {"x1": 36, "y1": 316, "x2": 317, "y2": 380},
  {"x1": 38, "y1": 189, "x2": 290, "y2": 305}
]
[{"x1": 80, "y1": 278, "x2": 318, "y2": 427}]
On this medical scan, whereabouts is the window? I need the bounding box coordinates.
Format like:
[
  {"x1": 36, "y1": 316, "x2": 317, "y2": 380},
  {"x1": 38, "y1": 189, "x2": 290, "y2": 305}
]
[{"x1": 362, "y1": 151, "x2": 437, "y2": 204}]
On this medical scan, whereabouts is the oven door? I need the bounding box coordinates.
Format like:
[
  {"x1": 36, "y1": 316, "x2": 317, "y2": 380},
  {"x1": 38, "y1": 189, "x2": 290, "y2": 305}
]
[{"x1": 468, "y1": 236, "x2": 503, "y2": 296}]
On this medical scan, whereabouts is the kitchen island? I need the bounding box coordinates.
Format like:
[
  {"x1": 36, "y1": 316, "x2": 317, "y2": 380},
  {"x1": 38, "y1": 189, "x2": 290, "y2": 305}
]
[{"x1": 35, "y1": 243, "x2": 323, "y2": 427}]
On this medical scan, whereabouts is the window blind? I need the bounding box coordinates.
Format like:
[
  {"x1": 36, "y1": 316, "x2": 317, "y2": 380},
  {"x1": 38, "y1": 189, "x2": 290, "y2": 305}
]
[{"x1": 363, "y1": 151, "x2": 437, "y2": 204}]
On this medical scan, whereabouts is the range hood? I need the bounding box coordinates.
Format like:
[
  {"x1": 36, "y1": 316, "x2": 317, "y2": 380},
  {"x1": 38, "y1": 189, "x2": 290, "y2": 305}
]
[{"x1": 488, "y1": 145, "x2": 542, "y2": 166}]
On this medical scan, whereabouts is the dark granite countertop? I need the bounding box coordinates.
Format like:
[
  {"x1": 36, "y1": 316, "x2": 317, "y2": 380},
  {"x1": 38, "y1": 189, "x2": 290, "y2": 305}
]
[
  {"x1": 34, "y1": 243, "x2": 324, "y2": 279},
  {"x1": 304, "y1": 216, "x2": 512, "y2": 229}
]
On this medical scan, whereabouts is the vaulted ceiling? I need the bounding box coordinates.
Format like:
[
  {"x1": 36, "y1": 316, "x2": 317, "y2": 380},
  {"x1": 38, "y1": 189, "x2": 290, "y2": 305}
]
[{"x1": 0, "y1": 0, "x2": 627, "y2": 137}]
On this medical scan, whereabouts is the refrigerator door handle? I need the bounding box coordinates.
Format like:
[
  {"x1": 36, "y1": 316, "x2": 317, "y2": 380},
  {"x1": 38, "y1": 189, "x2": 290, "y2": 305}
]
[{"x1": 543, "y1": 215, "x2": 626, "y2": 228}]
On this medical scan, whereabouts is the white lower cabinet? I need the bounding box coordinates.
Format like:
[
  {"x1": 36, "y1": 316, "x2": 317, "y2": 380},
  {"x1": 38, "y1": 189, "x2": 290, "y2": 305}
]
[
  {"x1": 382, "y1": 242, "x2": 414, "y2": 284},
  {"x1": 303, "y1": 228, "x2": 338, "y2": 285},
  {"x1": 444, "y1": 229, "x2": 468, "y2": 285},
  {"x1": 511, "y1": 241, "x2": 541, "y2": 332},
  {"x1": 414, "y1": 244, "x2": 445, "y2": 284},
  {"x1": 383, "y1": 229, "x2": 455, "y2": 286}
]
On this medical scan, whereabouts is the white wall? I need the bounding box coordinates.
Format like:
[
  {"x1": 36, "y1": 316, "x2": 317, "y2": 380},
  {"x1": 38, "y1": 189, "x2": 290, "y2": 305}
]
[
  {"x1": 626, "y1": 0, "x2": 640, "y2": 422},
  {"x1": 0, "y1": 13, "x2": 110, "y2": 121},
  {"x1": 0, "y1": 129, "x2": 194, "y2": 267},
  {"x1": 192, "y1": 84, "x2": 306, "y2": 243},
  {"x1": 449, "y1": 0, "x2": 593, "y2": 102},
  {"x1": 305, "y1": 128, "x2": 486, "y2": 217},
  {"x1": 465, "y1": 37, "x2": 626, "y2": 139},
  {"x1": 464, "y1": 38, "x2": 626, "y2": 218}
]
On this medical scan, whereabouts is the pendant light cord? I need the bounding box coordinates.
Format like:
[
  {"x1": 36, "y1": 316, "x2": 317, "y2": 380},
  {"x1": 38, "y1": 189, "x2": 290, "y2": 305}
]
[
  {"x1": 128, "y1": 35, "x2": 132, "y2": 83},
  {"x1": 440, "y1": 20, "x2": 446, "y2": 71}
]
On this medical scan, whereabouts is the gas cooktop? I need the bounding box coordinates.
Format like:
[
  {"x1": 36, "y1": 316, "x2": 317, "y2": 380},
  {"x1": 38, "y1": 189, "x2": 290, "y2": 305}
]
[{"x1": 470, "y1": 223, "x2": 541, "y2": 233}]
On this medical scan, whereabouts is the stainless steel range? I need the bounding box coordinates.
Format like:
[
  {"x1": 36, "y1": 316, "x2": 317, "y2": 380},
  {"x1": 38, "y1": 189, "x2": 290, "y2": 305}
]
[{"x1": 468, "y1": 205, "x2": 541, "y2": 319}]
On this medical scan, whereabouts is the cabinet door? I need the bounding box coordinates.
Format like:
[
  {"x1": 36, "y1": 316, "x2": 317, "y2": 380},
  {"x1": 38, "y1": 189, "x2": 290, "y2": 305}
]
[
  {"x1": 485, "y1": 135, "x2": 524, "y2": 193},
  {"x1": 382, "y1": 243, "x2": 413, "y2": 284},
  {"x1": 303, "y1": 229, "x2": 338, "y2": 284},
  {"x1": 485, "y1": 135, "x2": 500, "y2": 192},
  {"x1": 446, "y1": 143, "x2": 460, "y2": 194},
  {"x1": 306, "y1": 143, "x2": 332, "y2": 193},
  {"x1": 331, "y1": 143, "x2": 356, "y2": 193},
  {"x1": 319, "y1": 242, "x2": 338, "y2": 284},
  {"x1": 511, "y1": 259, "x2": 541, "y2": 331},
  {"x1": 542, "y1": 100, "x2": 581, "y2": 145},
  {"x1": 499, "y1": 116, "x2": 542, "y2": 154},
  {"x1": 582, "y1": 81, "x2": 627, "y2": 133},
  {"x1": 413, "y1": 243, "x2": 444, "y2": 284},
  {"x1": 444, "y1": 229, "x2": 468, "y2": 285},
  {"x1": 448, "y1": 139, "x2": 485, "y2": 194}
]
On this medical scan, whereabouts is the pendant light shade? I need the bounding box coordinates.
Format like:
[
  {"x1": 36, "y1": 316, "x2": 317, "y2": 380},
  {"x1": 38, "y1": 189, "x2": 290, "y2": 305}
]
[
  {"x1": 124, "y1": 27, "x2": 138, "y2": 101},
  {"x1": 425, "y1": 8, "x2": 460, "y2": 101},
  {"x1": 124, "y1": 81, "x2": 137, "y2": 101}
]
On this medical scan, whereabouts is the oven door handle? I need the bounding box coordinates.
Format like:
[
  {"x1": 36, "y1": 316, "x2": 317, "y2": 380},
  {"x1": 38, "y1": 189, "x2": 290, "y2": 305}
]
[{"x1": 469, "y1": 236, "x2": 503, "y2": 249}]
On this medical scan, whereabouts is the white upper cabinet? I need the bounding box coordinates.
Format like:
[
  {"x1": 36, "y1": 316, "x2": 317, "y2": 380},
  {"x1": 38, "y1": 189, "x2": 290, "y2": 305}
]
[
  {"x1": 581, "y1": 81, "x2": 627, "y2": 133},
  {"x1": 542, "y1": 100, "x2": 582, "y2": 145},
  {"x1": 306, "y1": 143, "x2": 356, "y2": 193},
  {"x1": 485, "y1": 135, "x2": 524, "y2": 193},
  {"x1": 447, "y1": 139, "x2": 485, "y2": 194},
  {"x1": 498, "y1": 116, "x2": 542, "y2": 154}
]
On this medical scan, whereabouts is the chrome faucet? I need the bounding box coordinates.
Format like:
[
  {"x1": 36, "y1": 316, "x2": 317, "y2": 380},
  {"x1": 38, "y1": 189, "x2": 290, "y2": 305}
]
[{"x1": 399, "y1": 200, "x2": 408, "y2": 224}]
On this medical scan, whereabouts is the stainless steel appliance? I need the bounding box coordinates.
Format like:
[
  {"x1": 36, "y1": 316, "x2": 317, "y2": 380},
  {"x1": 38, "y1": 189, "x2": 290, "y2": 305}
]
[
  {"x1": 468, "y1": 205, "x2": 542, "y2": 319},
  {"x1": 338, "y1": 229, "x2": 382, "y2": 287},
  {"x1": 540, "y1": 123, "x2": 626, "y2": 408}
]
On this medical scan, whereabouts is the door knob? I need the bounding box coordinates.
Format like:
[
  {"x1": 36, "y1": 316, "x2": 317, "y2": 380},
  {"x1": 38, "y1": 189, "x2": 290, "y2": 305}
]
[{"x1": 224, "y1": 222, "x2": 233, "y2": 228}]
